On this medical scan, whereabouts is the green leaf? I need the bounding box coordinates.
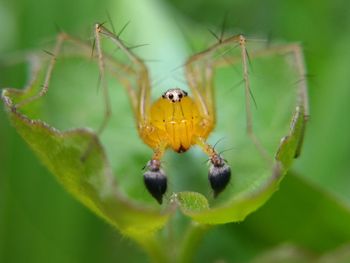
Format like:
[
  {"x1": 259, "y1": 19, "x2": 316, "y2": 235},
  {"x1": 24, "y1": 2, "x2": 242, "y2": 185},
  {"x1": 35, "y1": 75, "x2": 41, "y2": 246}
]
[
  {"x1": 176, "y1": 191, "x2": 209, "y2": 212},
  {"x1": 276, "y1": 106, "x2": 306, "y2": 170}
]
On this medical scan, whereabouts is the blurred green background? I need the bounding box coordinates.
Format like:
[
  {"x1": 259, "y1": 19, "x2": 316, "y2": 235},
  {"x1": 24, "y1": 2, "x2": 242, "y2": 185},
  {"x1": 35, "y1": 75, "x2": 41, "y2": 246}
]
[{"x1": 1, "y1": 0, "x2": 350, "y2": 262}]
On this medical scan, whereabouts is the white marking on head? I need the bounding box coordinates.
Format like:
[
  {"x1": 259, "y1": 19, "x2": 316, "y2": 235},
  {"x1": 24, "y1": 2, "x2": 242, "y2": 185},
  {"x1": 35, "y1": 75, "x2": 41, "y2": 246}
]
[{"x1": 162, "y1": 88, "x2": 188, "y2": 103}]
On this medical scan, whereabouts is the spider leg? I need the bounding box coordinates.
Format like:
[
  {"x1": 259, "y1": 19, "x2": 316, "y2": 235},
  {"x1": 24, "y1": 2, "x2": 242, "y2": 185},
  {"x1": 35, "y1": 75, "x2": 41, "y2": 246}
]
[
  {"x1": 239, "y1": 36, "x2": 271, "y2": 161},
  {"x1": 184, "y1": 35, "x2": 250, "y2": 195},
  {"x1": 255, "y1": 44, "x2": 309, "y2": 158},
  {"x1": 185, "y1": 35, "x2": 309, "y2": 162},
  {"x1": 13, "y1": 24, "x2": 153, "y2": 160},
  {"x1": 247, "y1": 44, "x2": 309, "y2": 117},
  {"x1": 185, "y1": 35, "x2": 272, "y2": 161},
  {"x1": 185, "y1": 35, "x2": 248, "y2": 124},
  {"x1": 96, "y1": 24, "x2": 171, "y2": 203},
  {"x1": 9, "y1": 24, "x2": 167, "y2": 202},
  {"x1": 79, "y1": 22, "x2": 152, "y2": 160},
  {"x1": 95, "y1": 24, "x2": 151, "y2": 126},
  {"x1": 14, "y1": 32, "x2": 67, "y2": 108},
  {"x1": 214, "y1": 42, "x2": 309, "y2": 159},
  {"x1": 17, "y1": 23, "x2": 153, "y2": 133},
  {"x1": 93, "y1": 24, "x2": 112, "y2": 136},
  {"x1": 82, "y1": 23, "x2": 146, "y2": 160}
]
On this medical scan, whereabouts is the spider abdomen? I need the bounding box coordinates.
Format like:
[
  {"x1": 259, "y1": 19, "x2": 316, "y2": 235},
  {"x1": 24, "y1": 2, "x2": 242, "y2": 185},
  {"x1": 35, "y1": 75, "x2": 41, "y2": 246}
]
[{"x1": 141, "y1": 94, "x2": 213, "y2": 152}]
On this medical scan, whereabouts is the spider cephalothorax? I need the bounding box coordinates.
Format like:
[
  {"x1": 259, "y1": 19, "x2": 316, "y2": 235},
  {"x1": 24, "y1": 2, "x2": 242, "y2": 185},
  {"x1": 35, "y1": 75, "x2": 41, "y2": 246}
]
[{"x1": 140, "y1": 87, "x2": 231, "y2": 203}]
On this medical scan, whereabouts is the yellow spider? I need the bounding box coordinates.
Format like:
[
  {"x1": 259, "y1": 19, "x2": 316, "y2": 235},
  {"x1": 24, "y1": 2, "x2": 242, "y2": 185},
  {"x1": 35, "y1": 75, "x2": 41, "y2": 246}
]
[{"x1": 17, "y1": 23, "x2": 309, "y2": 204}]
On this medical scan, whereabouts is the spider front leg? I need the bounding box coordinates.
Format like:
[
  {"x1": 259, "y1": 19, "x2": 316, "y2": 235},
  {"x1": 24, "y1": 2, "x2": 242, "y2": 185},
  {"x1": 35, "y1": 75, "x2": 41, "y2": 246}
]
[
  {"x1": 81, "y1": 23, "x2": 150, "y2": 160},
  {"x1": 186, "y1": 35, "x2": 309, "y2": 197},
  {"x1": 95, "y1": 24, "x2": 168, "y2": 203},
  {"x1": 185, "y1": 34, "x2": 310, "y2": 164},
  {"x1": 14, "y1": 32, "x2": 67, "y2": 108},
  {"x1": 185, "y1": 36, "x2": 250, "y2": 196},
  {"x1": 13, "y1": 22, "x2": 151, "y2": 161},
  {"x1": 215, "y1": 42, "x2": 310, "y2": 159},
  {"x1": 95, "y1": 23, "x2": 151, "y2": 123}
]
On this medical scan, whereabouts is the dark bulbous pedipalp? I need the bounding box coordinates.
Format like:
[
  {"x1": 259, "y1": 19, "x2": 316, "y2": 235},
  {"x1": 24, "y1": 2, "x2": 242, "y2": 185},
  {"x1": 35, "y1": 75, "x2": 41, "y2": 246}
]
[
  {"x1": 208, "y1": 155, "x2": 231, "y2": 197},
  {"x1": 143, "y1": 160, "x2": 167, "y2": 204}
]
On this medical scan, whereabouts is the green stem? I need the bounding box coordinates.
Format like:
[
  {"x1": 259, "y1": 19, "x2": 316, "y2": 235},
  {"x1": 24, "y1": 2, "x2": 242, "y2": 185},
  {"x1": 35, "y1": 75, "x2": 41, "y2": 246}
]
[
  {"x1": 177, "y1": 222, "x2": 211, "y2": 263},
  {"x1": 132, "y1": 233, "x2": 169, "y2": 263},
  {"x1": 130, "y1": 220, "x2": 210, "y2": 263}
]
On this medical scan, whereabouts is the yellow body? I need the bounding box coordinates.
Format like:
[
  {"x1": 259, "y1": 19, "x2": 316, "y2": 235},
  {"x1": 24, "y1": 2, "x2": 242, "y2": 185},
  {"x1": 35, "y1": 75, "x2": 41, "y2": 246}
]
[{"x1": 140, "y1": 96, "x2": 213, "y2": 153}]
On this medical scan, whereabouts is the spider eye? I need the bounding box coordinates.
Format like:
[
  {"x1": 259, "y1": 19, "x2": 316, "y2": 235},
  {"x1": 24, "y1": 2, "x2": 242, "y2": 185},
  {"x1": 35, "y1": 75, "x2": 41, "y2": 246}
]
[
  {"x1": 178, "y1": 93, "x2": 183, "y2": 99},
  {"x1": 168, "y1": 94, "x2": 174, "y2": 99}
]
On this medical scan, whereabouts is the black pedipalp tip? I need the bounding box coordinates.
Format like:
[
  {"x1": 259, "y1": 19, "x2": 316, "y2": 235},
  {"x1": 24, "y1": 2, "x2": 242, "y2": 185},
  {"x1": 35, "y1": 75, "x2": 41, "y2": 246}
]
[
  {"x1": 208, "y1": 162, "x2": 231, "y2": 198},
  {"x1": 143, "y1": 169, "x2": 167, "y2": 204}
]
